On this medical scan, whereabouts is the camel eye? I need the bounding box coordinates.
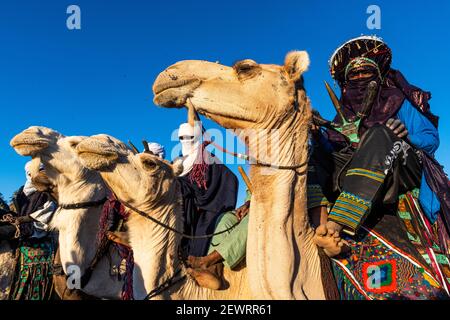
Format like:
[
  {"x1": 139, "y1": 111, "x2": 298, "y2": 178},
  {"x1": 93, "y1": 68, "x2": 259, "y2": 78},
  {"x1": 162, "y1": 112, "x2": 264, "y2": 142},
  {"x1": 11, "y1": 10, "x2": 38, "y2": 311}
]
[
  {"x1": 141, "y1": 158, "x2": 158, "y2": 172},
  {"x1": 238, "y1": 64, "x2": 252, "y2": 72},
  {"x1": 234, "y1": 60, "x2": 258, "y2": 74}
]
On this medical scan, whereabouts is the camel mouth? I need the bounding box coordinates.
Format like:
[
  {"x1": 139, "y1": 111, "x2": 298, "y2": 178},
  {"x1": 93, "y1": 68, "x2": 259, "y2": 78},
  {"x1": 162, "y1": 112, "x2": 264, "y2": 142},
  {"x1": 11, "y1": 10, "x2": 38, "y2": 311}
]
[
  {"x1": 10, "y1": 138, "x2": 50, "y2": 156},
  {"x1": 153, "y1": 78, "x2": 199, "y2": 95},
  {"x1": 76, "y1": 142, "x2": 120, "y2": 171},
  {"x1": 153, "y1": 78, "x2": 201, "y2": 107}
]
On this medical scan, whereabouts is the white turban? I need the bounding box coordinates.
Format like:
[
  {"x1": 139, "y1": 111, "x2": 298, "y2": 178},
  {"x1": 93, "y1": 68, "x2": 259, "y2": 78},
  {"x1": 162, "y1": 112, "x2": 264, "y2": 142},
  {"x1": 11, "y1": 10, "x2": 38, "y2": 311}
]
[
  {"x1": 177, "y1": 122, "x2": 217, "y2": 176},
  {"x1": 147, "y1": 142, "x2": 165, "y2": 159}
]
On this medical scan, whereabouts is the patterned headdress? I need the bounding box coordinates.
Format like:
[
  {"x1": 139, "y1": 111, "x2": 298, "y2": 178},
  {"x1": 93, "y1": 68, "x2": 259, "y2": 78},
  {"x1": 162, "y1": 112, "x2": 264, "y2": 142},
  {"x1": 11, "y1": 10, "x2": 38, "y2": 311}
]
[{"x1": 329, "y1": 35, "x2": 392, "y2": 85}]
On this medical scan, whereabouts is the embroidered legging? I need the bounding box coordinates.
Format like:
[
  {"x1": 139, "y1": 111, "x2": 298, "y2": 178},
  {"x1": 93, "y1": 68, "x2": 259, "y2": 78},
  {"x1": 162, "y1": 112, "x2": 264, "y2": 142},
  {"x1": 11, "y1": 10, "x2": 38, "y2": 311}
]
[{"x1": 327, "y1": 125, "x2": 421, "y2": 233}]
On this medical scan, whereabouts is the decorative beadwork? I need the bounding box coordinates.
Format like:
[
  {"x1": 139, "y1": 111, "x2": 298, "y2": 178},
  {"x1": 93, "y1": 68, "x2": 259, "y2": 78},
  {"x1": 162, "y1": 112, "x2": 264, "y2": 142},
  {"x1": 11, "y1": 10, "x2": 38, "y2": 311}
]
[
  {"x1": 332, "y1": 190, "x2": 450, "y2": 300},
  {"x1": 384, "y1": 140, "x2": 410, "y2": 174},
  {"x1": 329, "y1": 191, "x2": 372, "y2": 231},
  {"x1": 346, "y1": 168, "x2": 386, "y2": 183},
  {"x1": 344, "y1": 57, "x2": 382, "y2": 81},
  {"x1": 307, "y1": 184, "x2": 329, "y2": 209}
]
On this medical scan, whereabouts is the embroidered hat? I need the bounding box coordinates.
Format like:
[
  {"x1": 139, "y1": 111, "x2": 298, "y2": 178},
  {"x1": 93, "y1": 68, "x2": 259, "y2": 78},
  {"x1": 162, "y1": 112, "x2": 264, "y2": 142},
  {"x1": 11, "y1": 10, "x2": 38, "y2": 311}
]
[{"x1": 329, "y1": 35, "x2": 392, "y2": 84}]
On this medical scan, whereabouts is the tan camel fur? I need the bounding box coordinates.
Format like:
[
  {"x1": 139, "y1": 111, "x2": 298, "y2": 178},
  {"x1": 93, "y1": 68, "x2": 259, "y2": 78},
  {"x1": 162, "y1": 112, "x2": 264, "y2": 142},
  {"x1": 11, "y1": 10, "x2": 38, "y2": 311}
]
[{"x1": 152, "y1": 52, "x2": 326, "y2": 299}]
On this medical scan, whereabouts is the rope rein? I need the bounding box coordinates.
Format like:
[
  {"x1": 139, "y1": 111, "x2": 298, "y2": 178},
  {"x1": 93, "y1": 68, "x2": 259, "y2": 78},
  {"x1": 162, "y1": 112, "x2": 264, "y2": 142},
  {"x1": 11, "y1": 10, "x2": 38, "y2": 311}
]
[
  {"x1": 0, "y1": 214, "x2": 20, "y2": 239},
  {"x1": 144, "y1": 245, "x2": 190, "y2": 300},
  {"x1": 190, "y1": 98, "x2": 309, "y2": 172},
  {"x1": 56, "y1": 196, "x2": 113, "y2": 290},
  {"x1": 144, "y1": 267, "x2": 186, "y2": 300},
  {"x1": 120, "y1": 199, "x2": 240, "y2": 240}
]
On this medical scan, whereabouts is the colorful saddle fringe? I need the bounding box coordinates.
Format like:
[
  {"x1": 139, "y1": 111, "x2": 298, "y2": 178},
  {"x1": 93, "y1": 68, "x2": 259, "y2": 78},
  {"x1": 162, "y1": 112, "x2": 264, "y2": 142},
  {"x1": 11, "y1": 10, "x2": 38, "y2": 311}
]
[{"x1": 332, "y1": 190, "x2": 450, "y2": 300}]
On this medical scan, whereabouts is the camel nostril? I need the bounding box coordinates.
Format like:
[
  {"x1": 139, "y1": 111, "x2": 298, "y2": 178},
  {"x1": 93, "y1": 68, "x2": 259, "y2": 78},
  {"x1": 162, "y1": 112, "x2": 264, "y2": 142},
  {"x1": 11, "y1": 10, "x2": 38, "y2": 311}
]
[
  {"x1": 70, "y1": 142, "x2": 79, "y2": 148},
  {"x1": 169, "y1": 74, "x2": 178, "y2": 81}
]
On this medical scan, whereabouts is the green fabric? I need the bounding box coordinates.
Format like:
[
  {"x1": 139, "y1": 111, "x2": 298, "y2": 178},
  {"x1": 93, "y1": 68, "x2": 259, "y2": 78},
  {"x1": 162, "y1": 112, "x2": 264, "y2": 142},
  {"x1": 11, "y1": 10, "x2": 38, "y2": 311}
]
[
  {"x1": 208, "y1": 212, "x2": 248, "y2": 269},
  {"x1": 10, "y1": 239, "x2": 55, "y2": 300},
  {"x1": 207, "y1": 190, "x2": 251, "y2": 269}
]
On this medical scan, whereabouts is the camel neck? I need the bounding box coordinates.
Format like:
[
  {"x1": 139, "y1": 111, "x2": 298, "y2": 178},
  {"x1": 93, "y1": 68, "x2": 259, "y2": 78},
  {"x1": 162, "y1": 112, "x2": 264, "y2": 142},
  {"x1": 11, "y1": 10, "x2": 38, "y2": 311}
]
[
  {"x1": 46, "y1": 166, "x2": 108, "y2": 276},
  {"x1": 128, "y1": 181, "x2": 184, "y2": 300},
  {"x1": 243, "y1": 100, "x2": 318, "y2": 299}
]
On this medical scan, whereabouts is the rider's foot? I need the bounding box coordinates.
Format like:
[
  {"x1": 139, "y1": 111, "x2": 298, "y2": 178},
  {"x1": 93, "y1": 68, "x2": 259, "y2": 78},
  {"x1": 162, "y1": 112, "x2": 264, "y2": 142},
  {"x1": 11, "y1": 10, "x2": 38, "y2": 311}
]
[
  {"x1": 186, "y1": 263, "x2": 224, "y2": 290},
  {"x1": 187, "y1": 250, "x2": 223, "y2": 269},
  {"x1": 313, "y1": 224, "x2": 347, "y2": 257}
]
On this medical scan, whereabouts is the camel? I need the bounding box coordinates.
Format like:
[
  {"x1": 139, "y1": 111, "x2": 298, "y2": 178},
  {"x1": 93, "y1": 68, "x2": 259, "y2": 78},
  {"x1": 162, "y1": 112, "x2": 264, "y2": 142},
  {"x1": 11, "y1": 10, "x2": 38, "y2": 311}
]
[
  {"x1": 152, "y1": 52, "x2": 324, "y2": 300},
  {"x1": 75, "y1": 134, "x2": 251, "y2": 299},
  {"x1": 152, "y1": 52, "x2": 450, "y2": 301},
  {"x1": 10, "y1": 127, "x2": 125, "y2": 299}
]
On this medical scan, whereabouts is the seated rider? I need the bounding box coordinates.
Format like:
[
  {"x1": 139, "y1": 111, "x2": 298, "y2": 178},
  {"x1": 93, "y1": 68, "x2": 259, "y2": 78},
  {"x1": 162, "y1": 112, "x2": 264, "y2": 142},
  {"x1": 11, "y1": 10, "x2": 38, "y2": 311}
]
[
  {"x1": 309, "y1": 36, "x2": 441, "y2": 257},
  {"x1": 187, "y1": 190, "x2": 250, "y2": 290},
  {"x1": 1, "y1": 162, "x2": 56, "y2": 241},
  {"x1": 175, "y1": 121, "x2": 248, "y2": 290},
  {"x1": 8, "y1": 161, "x2": 58, "y2": 300}
]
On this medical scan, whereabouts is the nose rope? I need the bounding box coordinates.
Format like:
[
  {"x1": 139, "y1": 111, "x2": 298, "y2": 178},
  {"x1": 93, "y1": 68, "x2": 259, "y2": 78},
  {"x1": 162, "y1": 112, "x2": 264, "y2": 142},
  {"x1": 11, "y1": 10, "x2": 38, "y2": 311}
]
[{"x1": 188, "y1": 100, "x2": 308, "y2": 172}]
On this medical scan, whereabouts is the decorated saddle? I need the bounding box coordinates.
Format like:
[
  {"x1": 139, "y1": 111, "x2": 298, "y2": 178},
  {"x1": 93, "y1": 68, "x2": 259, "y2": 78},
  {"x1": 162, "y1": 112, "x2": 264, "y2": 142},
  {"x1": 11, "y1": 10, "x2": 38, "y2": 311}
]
[{"x1": 332, "y1": 189, "x2": 450, "y2": 300}]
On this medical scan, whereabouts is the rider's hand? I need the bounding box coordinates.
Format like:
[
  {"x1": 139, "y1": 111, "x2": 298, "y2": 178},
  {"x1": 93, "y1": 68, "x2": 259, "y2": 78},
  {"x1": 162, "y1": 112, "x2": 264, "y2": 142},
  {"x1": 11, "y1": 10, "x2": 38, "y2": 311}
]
[
  {"x1": 386, "y1": 118, "x2": 408, "y2": 138},
  {"x1": 235, "y1": 201, "x2": 250, "y2": 221}
]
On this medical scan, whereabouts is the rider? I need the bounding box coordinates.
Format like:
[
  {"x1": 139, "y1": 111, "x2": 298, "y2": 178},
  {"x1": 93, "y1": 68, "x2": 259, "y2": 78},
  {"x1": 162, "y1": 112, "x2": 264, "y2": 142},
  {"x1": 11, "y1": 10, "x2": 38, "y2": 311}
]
[
  {"x1": 8, "y1": 161, "x2": 58, "y2": 300},
  {"x1": 186, "y1": 190, "x2": 251, "y2": 290},
  {"x1": 308, "y1": 36, "x2": 442, "y2": 257},
  {"x1": 176, "y1": 121, "x2": 251, "y2": 289}
]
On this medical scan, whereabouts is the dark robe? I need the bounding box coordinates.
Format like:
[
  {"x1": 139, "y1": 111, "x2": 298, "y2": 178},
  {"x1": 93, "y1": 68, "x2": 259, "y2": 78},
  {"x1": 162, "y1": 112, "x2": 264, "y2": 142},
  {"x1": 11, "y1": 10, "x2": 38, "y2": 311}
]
[
  {"x1": 12, "y1": 186, "x2": 52, "y2": 240},
  {"x1": 179, "y1": 163, "x2": 238, "y2": 257}
]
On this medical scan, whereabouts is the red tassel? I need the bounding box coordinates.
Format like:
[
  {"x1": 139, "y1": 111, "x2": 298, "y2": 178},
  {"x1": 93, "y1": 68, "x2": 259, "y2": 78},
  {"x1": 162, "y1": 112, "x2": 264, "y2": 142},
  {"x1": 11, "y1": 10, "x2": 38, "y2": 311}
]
[{"x1": 188, "y1": 141, "x2": 211, "y2": 190}]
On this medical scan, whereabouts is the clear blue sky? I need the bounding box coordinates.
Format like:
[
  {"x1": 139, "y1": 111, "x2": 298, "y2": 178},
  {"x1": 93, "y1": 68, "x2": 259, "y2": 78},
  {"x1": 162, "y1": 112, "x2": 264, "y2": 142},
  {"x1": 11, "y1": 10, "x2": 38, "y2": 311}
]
[{"x1": 1, "y1": 0, "x2": 449, "y2": 206}]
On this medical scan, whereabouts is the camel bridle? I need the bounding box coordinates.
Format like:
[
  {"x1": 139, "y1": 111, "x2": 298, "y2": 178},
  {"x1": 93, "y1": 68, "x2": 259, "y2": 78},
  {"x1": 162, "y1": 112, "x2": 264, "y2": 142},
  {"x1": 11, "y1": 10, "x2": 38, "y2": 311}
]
[
  {"x1": 187, "y1": 93, "x2": 310, "y2": 174},
  {"x1": 58, "y1": 197, "x2": 107, "y2": 210},
  {"x1": 55, "y1": 196, "x2": 111, "y2": 290}
]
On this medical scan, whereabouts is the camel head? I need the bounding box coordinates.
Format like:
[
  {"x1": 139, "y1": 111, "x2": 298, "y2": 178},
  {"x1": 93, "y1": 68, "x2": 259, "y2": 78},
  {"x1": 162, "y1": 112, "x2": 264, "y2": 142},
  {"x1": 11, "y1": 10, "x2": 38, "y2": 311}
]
[
  {"x1": 10, "y1": 126, "x2": 93, "y2": 187},
  {"x1": 76, "y1": 134, "x2": 183, "y2": 210},
  {"x1": 10, "y1": 126, "x2": 62, "y2": 157},
  {"x1": 153, "y1": 51, "x2": 311, "y2": 130}
]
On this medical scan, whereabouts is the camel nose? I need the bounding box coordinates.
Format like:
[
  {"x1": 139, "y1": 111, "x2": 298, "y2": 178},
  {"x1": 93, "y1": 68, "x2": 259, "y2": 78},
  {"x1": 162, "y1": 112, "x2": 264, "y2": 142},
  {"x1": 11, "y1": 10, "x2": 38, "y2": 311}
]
[
  {"x1": 168, "y1": 73, "x2": 178, "y2": 81},
  {"x1": 153, "y1": 67, "x2": 182, "y2": 95}
]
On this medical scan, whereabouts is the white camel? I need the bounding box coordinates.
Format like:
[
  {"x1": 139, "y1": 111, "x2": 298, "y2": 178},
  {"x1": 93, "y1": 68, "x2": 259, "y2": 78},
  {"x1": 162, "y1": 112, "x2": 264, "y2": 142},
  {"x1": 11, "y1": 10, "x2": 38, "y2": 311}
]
[{"x1": 10, "y1": 127, "x2": 124, "y2": 299}]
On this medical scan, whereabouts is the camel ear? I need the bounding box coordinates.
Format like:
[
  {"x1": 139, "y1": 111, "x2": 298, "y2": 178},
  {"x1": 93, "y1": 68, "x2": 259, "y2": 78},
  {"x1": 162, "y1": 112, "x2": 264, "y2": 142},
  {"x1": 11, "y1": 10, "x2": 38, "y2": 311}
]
[
  {"x1": 284, "y1": 51, "x2": 310, "y2": 82},
  {"x1": 65, "y1": 136, "x2": 87, "y2": 150},
  {"x1": 171, "y1": 158, "x2": 184, "y2": 177}
]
